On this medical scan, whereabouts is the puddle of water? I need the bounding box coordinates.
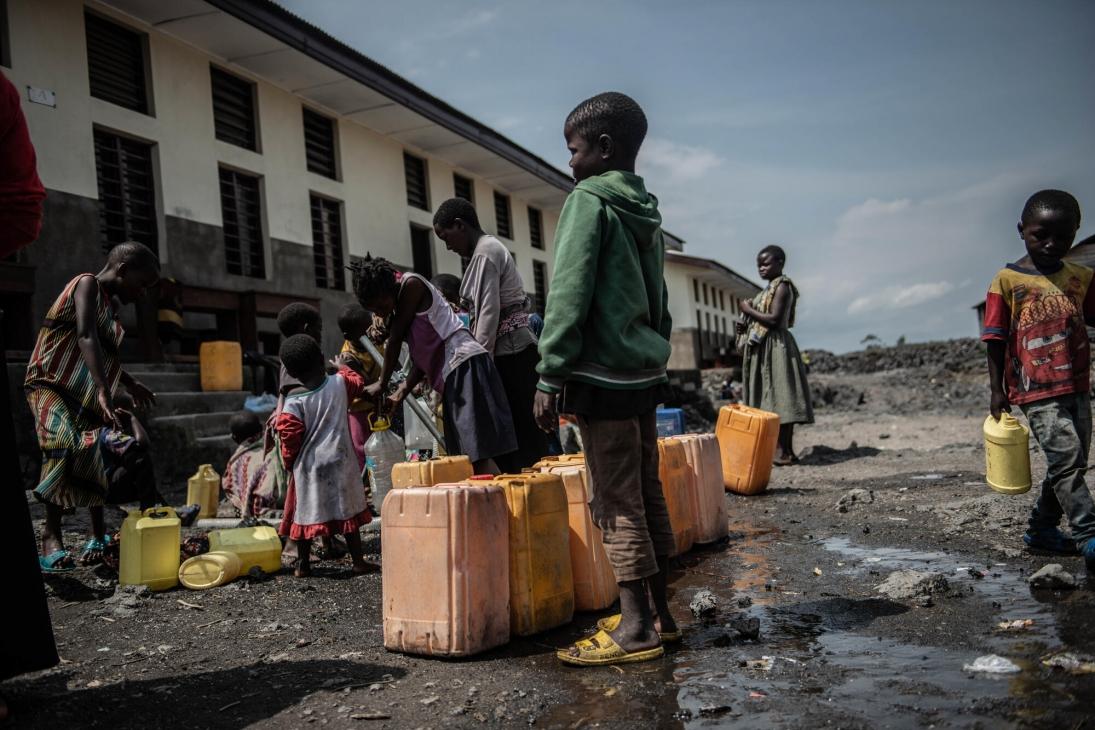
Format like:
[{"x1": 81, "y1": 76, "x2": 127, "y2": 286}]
[{"x1": 538, "y1": 525, "x2": 1087, "y2": 729}]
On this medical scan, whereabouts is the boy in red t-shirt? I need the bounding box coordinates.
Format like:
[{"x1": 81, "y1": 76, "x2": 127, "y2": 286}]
[{"x1": 983, "y1": 189, "x2": 1095, "y2": 572}]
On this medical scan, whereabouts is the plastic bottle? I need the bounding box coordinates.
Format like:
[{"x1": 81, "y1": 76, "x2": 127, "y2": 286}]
[
  {"x1": 983, "y1": 414, "x2": 1031, "y2": 494},
  {"x1": 365, "y1": 414, "x2": 405, "y2": 513}
]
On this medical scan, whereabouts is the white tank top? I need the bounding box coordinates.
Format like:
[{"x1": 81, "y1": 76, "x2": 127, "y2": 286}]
[{"x1": 400, "y1": 273, "x2": 484, "y2": 392}]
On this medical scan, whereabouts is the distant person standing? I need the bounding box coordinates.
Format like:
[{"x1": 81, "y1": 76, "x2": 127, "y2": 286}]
[
  {"x1": 0, "y1": 69, "x2": 56, "y2": 717},
  {"x1": 737, "y1": 245, "x2": 813, "y2": 465},
  {"x1": 434, "y1": 198, "x2": 549, "y2": 471}
]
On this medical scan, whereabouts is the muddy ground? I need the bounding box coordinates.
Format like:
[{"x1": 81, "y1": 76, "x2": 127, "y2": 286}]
[{"x1": 5, "y1": 367, "x2": 1095, "y2": 729}]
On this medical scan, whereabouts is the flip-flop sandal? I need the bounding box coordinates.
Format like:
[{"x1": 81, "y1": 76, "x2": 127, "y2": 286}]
[
  {"x1": 595, "y1": 614, "x2": 683, "y2": 642},
  {"x1": 39, "y1": 549, "x2": 76, "y2": 574},
  {"x1": 557, "y1": 629, "x2": 664, "y2": 667},
  {"x1": 79, "y1": 536, "x2": 112, "y2": 566}
]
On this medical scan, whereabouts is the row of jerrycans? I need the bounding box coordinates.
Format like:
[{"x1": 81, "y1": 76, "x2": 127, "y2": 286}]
[{"x1": 381, "y1": 454, "x2": 612, "y2": 657}]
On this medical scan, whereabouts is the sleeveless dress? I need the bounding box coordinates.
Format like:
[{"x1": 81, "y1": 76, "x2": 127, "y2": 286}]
[
  {"x1": 25, "y1": 274, "x2": 124, "y2": 508},
  {"x1": 743, "y1": 276, "x2": 814, "y2": 426},
  {"x1": 400, "y1": 273, "x2": 517, "y2": 463}
]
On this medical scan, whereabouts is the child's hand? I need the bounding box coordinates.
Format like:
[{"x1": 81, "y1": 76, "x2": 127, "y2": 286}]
[
  {"x1": 387, "y1": 383, "x2": 410, "y2": 412},
  {"x1": 739, "y1": 300, "x2": 755, "y2": 316},
  {"x1": 990, "y1": 391, "x2": 1011, "y2": 421},
  {"x1": 332, "y1": 352, "x2": 363, "y2": 374},
  {"x1": 534, "y1": 391, "x2": 558, "y2": 433},
  {"x1": 97, "y1": 387, "x2": 119, "y2": 428},
  {"x1": 364, "y1": 381, "x2": 384, "y2": 404},
  {"x1": 734, "y1": 320, "x2": 747, "y2": 335},
  {"x1": 367, "y1": 315, "x2": 388, "y2": 344},
  {"x1": 127, "y1": 378, "x2": 156, "y2": 408}
]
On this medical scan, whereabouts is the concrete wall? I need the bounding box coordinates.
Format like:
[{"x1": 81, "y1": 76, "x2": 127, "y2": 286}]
[{"x1": 4, "y1": 0, "x2": 559, "y2": 351}]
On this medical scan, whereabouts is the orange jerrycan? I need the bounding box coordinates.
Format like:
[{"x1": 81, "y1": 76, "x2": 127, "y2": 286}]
[
  {"x1": 187, "y1": 464, "x2": 221, "y2": 519},
  {"x1": 535, "y1": 459, "x2": 618, "y2": 612},
  {"x1": 716, "y1": 404, "x2": 780, "y2": 495},
  {"x1": 658, "y1": 439, "x2": 695, "y2": 556},
  {"x1": 471, "y1": 473, "x2": 575, "y2": 636},
  {"x1": 391, "y1": 455, "x2": 473, "y2": 488},
  {"x1": 120, "y1": 507, "x2": 181, "y2": 591},
  {"x1": 674, "y1": 434, "x2": 729, "y2": 544},
  {"x1": 199, "y1": 341, "x2": 243, "y2": 392},
  {"x1": 382, "y1": 486, "x2": 510, "y2": 656}
]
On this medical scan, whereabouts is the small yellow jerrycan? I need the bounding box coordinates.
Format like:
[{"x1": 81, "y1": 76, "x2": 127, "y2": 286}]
[
  {"x1": 983, "y1": 414, "x2": 1032, "y2": 495},
  {"x1": 187, "y1": 464, "x2": 221, "y2": 518},
  {"x1": 120, "y1": 507, "x2": 181, "y2": 591}
]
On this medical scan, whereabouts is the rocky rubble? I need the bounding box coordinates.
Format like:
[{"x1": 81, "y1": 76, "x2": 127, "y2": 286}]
[{"x1": 804, "y1": 338, "x2": 986, "y2": 375}]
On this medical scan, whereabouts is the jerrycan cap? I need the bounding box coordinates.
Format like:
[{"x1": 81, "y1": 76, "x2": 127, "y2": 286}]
[{"x1": 369, "y1": 414, "x2": 391, "y2": 431}]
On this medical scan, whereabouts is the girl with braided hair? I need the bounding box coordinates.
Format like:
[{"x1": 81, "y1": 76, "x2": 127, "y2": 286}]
[{"x1": 352, "y1": 255, "x2": 516, "y2": 474}]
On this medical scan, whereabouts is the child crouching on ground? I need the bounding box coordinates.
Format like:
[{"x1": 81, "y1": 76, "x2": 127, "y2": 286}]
[
  {"x1": 274, "y1": 335, "x2": 372, "y2": 577},
  {"x1": 983, "y1": 189, "x2": 1095, "y2": 572},
  {"x1": 223, "y1": 411, "x2": 279, "y2": 517},
  {"x1": 353, "y1": 256, "x2": 517, "y2": 475}
]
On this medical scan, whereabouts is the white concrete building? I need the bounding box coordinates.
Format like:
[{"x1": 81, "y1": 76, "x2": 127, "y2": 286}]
[
  {"x1": 1, "y1": 0, "x2": 570, "y2": 358},
  {"x1": 664, "y1": 250, "x2": 762, "y2": 370}
]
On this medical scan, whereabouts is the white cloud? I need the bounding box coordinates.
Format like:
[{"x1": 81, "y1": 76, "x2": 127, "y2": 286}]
[
  {"x1": 847, "y1": 281, "x2": 956, "y2": 315},
  {"x1": 639, "y1": 138, "x2": 722, "y2": 183}
]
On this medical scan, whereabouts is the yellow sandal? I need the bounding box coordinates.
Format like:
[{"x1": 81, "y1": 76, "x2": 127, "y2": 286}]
[
  {"x1": 596, "y1": 614, "x2": 683, "y2": 642},
  {"x1": 557, "y1": 629, "x2": 664, "y2": 667}
]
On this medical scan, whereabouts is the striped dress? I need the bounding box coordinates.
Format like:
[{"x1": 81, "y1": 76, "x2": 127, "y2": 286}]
[{"x1": 24, "y1": 274, "x2": 124, "y2": 508}]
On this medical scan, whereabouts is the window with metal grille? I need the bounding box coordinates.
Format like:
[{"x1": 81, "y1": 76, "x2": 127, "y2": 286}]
[
  {"x1": 85, "y1": 11, "x2": 148, "y2": 114},
  {"x1": 219, "y1": 167, "x2": 264, "y2": 278},
  {"x1": 211, "y1": 66, "x2": 257, "y2": 151},
  {"x1": 494, "y1": 191, "x2": 511, "y2": 239},
  {"x1": 703, "y1": 283, "x2": 709, "y2": 306},
  {"x1": 0, "y1": 0, "x2": 11, "y2": 68},
  {"x1": 532, "y1": 260, "x2": 548, "y2": 315},
  {"x1": 705, "y1": 311, "x2": 712, "y2": 344},
  {"x1": 528, "y1": 207, "x2": 544, "y2": 250},
  {"x1": 453, "y1": 173, "x2": 473, "y2": 203},
  {"x1": 404, "y1": 152, "x2": 429, "y2": 210},
  {"x1": 93, "y1": 129, "x2": 157, "y2": 253},
  {"x1": 303, "y1": 107, "x2": 337, "y2": 179},
  {"x1": 410, "y1": 225, "x2": 433, "y2": 278},
  {"x1": 719, "y1": 290, "x2": 725, "y2": 310},
  {"x1": 310, "y1": 195, "x2": 344, "y2": 290},
  {"x1": 693, "y1": 279, "x2": 700, "y2": 302}
]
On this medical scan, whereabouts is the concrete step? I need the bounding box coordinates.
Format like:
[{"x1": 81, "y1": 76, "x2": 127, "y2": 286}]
[
  {"x1": 128, "y1": 371, "x2": 201, "y2": 392},
  {"x1": 151, "y1": 390, "x2": 252, "y2": 417},
  {"x1": 121, "y1": 362, "x2": 200, "y2": 373},
  {"x1": 151, "y1": 411, "x2": 238, "y2": 439},
  {"x1": 196, "y1": 434, "x2": 236, "y2": 452}
]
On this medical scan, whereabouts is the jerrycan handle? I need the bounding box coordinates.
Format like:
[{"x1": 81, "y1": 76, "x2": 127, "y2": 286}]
[{"x1": 143, "y1": 506, "x2": 178, "y2": 520}]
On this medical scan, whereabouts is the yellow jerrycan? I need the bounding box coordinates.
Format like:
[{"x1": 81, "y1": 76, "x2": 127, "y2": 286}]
[
  {"x1": 983, "y1": 414, "x2": 1031, "y2": 495},
  {"x1": 187, "y1": 464, "x2": 221, "y2": 518},
  {"x1": 199, "y1": 341, "x2": 243, "y2": 392},
  {"x1": 179, "y1": 551, "x2": 242, "y2": 590},
  {"x1": 120, "y1": 507, "x2": 181, "y2": 591}
]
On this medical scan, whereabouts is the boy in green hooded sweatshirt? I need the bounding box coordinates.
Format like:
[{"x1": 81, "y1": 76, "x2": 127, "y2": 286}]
[{"x1": 534, "y1": 92, "x2": 678, "y2": 666}]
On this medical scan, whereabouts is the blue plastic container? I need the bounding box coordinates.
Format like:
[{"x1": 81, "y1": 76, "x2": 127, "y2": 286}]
[{"x1": 656, "y1": 408, "x2": 686, "y2": 437}]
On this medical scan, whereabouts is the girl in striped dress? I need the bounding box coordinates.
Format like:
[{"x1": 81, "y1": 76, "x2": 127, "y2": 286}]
[{"x1": 24, "y1": 242, "x2": 160, "y2": 571}]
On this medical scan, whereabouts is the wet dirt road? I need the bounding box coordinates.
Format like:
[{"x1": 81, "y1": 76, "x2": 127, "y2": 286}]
[{"x1": 6, "y1": 400, "x2": 1095, "y2": 728}]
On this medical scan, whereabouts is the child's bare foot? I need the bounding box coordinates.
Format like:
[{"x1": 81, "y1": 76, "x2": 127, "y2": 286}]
[{"x1": 294, "y1": 561, "x2": 312, "y2": 578}]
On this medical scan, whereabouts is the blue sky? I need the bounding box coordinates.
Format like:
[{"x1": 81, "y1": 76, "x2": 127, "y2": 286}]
[{"x1": 281, "y1": 0, "x2": 1095, "y2": 353}]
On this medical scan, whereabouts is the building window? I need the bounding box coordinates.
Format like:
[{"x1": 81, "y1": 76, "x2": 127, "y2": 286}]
[
  {"x1": 85, "y1": 12, "x2": 149, "y2": 114},
  {"x1": 219, "y1": 167, "x2": 264, "y2": 278},
  {"x1": 453, "y1": 173, "x2": 474, "y2": 203},
  {"x1": 0, "y1": 0, "x2": 11, "y2": 68},
  {"x1": 719, "y1": 290, "x2": 725, "y2": 310},
  {"x1": 532, "y1": 260, "x2": 548, "y2": 315},
  {"x1": 93, "y1": 129, "x2": 157, "y2": 253},
  {"x1": 494, "y1": 191, "x2": 511, "y2": 239},
  {"x1": 705, "y1": 311, "x2": 712, "y2": 344},
  {"x1": 528, "y1": 207, "x2": 544, "y2": 250},
  {"x1": 693, "y1": 279, "x2": 700, "y2": 303},
  {"x1": 409, "y1": 225, "x2": 433, "y2": 278},
  {"x1": 310, "y1": 194, "x2": 344, "y2": 290},
  {"x1": 404, "y1": 152, "x2": 429, "y2": 210},
  {"x1": 211, "y1": 66, "x2": 258, "y2": 151},
  {"x1": 703, "y1": 283, "x2": 709, "y2": 306},
  {"x1": 302, "y1": 107, "x2": 337, "y2": 179}
]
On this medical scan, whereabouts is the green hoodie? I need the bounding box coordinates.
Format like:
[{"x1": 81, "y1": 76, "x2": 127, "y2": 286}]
[{"x1": 537, "y1": 170, "x2": 672, "y2": 394}]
